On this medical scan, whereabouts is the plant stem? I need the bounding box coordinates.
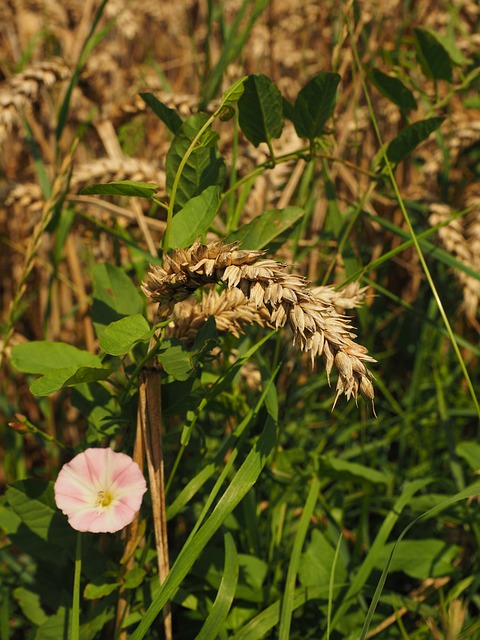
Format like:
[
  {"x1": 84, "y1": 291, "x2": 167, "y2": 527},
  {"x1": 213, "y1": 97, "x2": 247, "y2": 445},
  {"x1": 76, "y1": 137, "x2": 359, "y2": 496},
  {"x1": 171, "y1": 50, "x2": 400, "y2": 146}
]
[{"x1": 71, "y1": 532, "x2": 82, "y2": 640}]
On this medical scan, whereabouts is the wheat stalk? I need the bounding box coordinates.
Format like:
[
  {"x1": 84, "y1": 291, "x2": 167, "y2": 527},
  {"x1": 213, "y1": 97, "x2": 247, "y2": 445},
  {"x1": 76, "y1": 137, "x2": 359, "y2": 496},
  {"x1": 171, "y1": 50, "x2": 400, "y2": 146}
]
[{"x1": 143, "y1": 241, "x2": 375, "y2": 407}]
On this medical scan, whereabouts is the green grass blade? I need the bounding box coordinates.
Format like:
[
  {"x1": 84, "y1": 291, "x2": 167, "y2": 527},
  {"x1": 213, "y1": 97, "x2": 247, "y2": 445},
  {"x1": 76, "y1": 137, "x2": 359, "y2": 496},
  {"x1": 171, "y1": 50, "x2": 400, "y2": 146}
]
[
  {"x1": 327, "y1": 479, "x2": 432, "y2": 635},
  {"x1": 359, "y1": 481, "x2": 480, "y2": 639},
  {"x1": 279, "y1": 476, "x2": 321, "y2": 640},
  {"x1": 196, "y1": 533, "x2": 239, "y2": 640},
  {"x1": 129, "y1": 417, "x2": 277, "y2": 640}
]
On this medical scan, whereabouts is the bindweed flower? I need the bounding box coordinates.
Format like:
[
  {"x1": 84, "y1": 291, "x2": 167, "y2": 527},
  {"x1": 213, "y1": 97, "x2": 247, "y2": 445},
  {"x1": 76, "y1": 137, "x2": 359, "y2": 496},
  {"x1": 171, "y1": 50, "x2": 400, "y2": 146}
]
[{"x1": 54, "y1": 448, "x2": 147, "y2": 533}]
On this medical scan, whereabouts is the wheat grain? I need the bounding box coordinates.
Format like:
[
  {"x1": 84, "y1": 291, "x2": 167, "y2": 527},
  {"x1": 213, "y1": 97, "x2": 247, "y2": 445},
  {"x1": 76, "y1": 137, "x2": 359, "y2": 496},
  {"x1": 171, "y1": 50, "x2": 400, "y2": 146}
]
[
  {"x1": 143, "y1": 241, "x2": 375, "y2": 406},
  {"x1": 0, "y1": 60, "x2": 69, "y2": 145}
]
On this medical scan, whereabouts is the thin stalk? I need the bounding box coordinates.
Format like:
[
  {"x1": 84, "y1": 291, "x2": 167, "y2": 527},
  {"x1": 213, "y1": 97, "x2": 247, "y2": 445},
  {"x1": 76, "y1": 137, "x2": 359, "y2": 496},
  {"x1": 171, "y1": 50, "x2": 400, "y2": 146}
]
[
  {"x1": 71, "y1": 532, "x2": 82, "y2": 640},
  {"x1": 349, "y1": 22, "x2": 480, "y2": 419}
]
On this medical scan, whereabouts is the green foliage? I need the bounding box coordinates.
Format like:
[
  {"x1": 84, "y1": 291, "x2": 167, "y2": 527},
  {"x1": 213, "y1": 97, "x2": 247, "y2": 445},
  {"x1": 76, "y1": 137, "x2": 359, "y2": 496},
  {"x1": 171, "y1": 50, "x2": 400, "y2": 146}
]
[
  {"x1": 238, "y1": 74, "x2": 284, "y2": 147},
  {"x1": 386, "y1": 116, "x2": 445, "y2": 164},
  {"x1": 80, "y1": 180, "x2": 159, "y2": 198},
  {"x1": 140, "y1": 92, "x2": 183, "y2": 133},
  {"x1": 3, "y1": 9, "x2": 480, "y2": 639},
  {"x1": 166, "y1": 113, "x2": 226, "y2": 211},
  {"x1": 414, "y1": 27, "x2": 453, "y2": 81},
  {"x1": 169, "y1": 184, "x2": 221, "y2": 248},
  {"x1": 291, "y1": 72, "x2": 341, "y2": 140},
  {"x1": 227, "y1": 206, "x2": 304, "y2": 250},
  {"x1": 98, "y1": 314, "x2": 152, "y2": 356},
  {"x1": 369, "y1": 68, "x2": 418, "y2": 111}
]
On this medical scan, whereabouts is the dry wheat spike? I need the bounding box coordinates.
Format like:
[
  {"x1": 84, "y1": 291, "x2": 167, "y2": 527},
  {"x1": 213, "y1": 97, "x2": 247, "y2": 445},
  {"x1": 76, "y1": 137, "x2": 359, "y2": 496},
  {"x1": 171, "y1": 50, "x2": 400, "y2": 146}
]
[
  {"x1": 0, "y1": 60, "x2": 69, "y2": 144},
  {"x1": 170, "y1": 287, "x2": 271, "y2": 343},
  {"x1": 142, "y1": 241, "x2": 375, "y2": 407}
]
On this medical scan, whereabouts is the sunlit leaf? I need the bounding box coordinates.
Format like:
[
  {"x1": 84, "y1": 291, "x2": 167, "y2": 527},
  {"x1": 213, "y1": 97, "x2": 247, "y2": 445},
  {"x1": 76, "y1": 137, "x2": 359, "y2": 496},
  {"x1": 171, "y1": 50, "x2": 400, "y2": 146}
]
[{"x1": 80, "y1": 180, "x2": 158, "y2": 198}]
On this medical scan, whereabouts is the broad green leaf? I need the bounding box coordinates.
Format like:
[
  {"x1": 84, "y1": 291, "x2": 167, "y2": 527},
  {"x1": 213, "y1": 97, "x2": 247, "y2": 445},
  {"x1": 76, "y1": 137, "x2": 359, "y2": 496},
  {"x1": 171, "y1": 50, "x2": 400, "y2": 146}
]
[
  {"x1": 140, "y1": 92, "x2": 183, "y2": 133},
  {"x1": 298, "y1": 529, "x2": 347, "y2": 589},
  {"x1": 196, "y1": 534, "x2": 239, "y2": 640},
  {"x1": 427, "y1": 31, "x2": 472, "y2": 66},
  {"x1": 386, "y1": 117, "x2": 444, "y2": 164},
  {"x1": 157, "y1": 339, "x2": 194, "y2": 381},
  {"x1": 4, "y1": 480, "x2": 76, "y2": 564},
  {"x1": 91, "y1": 262, "x2": 144, "y2": 337},
  {"x1": 238, "y1": 74, "x2": 284, "y2": 147},
  {"x1": 414, "y1": 28, "x2": 453, "y2": 81},
  {"x1": 11, "y1": 341, "x2": 101, "y2": 375},
  {"x1": 30, "y1": 365, "x2": 112, "y2": 396},
  {"x1": 374, "y1": 539, "x2": 460, "y2": 579},
  {"x1": 34, "y1": 606, "x2": 69, "y2": 640},
  {"x1": 227, "y1": 206, "x2": 304, "y2": 250},
  {"x1": 84, "y1": 581, "x2": 120, "y2": 599},
  {"x1": 169, "y1": 185, "x2": 221, "y2": 248},
  {"x1": 293, "y1": 72, "x2": 341, "y2": 139},
  {"x1": 80, "y1": 180, "x2": 158, "y2": 198},
  {"x1": 322, "y1": 456, "x2": 390, "y2": 485},
  {"x1": 456, "y1": 441, "x2": 480, "y2": 471},
  {"x1": 99, "y1": 314, "x2": 152, "y2": 355},
  {"x1": 71, "y1": 383, "x2": 119, "y2": 439},
  {"x1": 123, "y1": 567, "x2": 146, "y2": 590},
  {"x1": 129, "y1": 416, "x2": 277, "y2": 640},
  {"x1": 14, "y1": 588, "x2": 48, "y2": 627},
  {"x1": 166, "y1": 113, "x2": 226, "y2": 210},
  {"x1": 369, "y1": 68, "x2": 417, "y2": 111}
]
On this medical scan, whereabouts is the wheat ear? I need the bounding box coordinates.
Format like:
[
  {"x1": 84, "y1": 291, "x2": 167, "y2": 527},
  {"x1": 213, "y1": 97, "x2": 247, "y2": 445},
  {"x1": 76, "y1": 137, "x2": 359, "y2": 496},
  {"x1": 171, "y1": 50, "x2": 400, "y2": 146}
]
[{"x1": 142, "y1": 241, "x2": 375, "y2": 407}]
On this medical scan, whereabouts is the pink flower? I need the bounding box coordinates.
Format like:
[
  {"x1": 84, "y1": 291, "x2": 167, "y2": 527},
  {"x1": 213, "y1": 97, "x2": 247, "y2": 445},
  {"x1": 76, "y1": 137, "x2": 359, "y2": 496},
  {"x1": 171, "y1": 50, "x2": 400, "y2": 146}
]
[{"x1": 54, "y1": 448, "x2": 147, "y2": 533}]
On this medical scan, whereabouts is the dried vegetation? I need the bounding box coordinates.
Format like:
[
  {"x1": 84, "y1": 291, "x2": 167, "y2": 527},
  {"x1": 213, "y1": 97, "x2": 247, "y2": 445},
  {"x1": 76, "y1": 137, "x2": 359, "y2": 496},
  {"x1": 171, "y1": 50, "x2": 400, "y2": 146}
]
[{"x1": 1, "y1": 0, "x2": 479, "y2": 443}]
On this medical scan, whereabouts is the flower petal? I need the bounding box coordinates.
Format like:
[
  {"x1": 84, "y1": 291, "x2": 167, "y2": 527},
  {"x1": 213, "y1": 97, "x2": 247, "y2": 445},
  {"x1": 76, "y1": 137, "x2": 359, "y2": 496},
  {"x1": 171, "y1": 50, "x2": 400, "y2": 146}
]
[{"x1": 54, "y1": 448, "x2": 147, "y2": 533}]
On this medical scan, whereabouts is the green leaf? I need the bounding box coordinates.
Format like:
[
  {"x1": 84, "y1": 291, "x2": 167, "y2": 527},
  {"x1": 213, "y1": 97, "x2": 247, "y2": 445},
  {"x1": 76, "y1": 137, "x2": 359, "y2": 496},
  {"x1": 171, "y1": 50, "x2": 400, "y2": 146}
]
[
  {"x1": 166, "y1": 113, "x2": 226, "y2": 211},
  {"x1": 91, "y1": 263, "x2": 144, "y2": 337},
  {"x1": 13, "y1": 588, "x2": 48, "y2": 627},
  {"x1": 227, "y1": 206, "x2": 304, "y2": 250},
  {"x1": 123, "y1": 567, "x2": 146, "y2": 590},
  {"x1": 293, "y1": 72, "x2": 341, "y2": 139},
  {"x1": 322, "y1": 456, "x2": 390, "y2": 485},
  {"x1": 84, "y1": 581, "x2": 120, "y2": 600},
  {"x1": 80, "y1": 180, "x2": 159, "y2": 198},
  {"x1": 196, "y1": 534, "x2": 239, "y2": 640},
  {"x1": 456, "y1": 441, "x2": 480, "y2": 471},
  {"x1": 369, "y1": 68, "x2": 417, "y2": 111},
  {"x1": 35, "y1": 606, "x2": 70, "y2": 640},
  {"x1": 157, "y1": 339, "x2": 194, "y2": 381},
  {"x1": 279, "y1": 477, "x2": 321, "y2": 640},
  {"x1": 219, "y1": 76, "x2": 248, "y2": 108},
  {"x1": 30, "y1": 365, "x2": 112, "y2": 396},
  {"x1": 374, "y1": 539, "x2": 460, "y2": 579},
  {"x1": 129, "y1": 416, "x2": 277, "y2": 640},
  {"x1": 238, "y1": 74, "x2": 284, "y2": 147},
  {"x1": 4, "y1": 480, "x2": 76, "y2": 564},
  {"x1": 99, "y1": 314, "x2": 152, "y2": 356},
  {"x1": 298, "y1": 530, "x2": 347, "y2": 589},
  {"x1": 11, "y1": 341, "x2": 101, "y2": 375},
  {"x1": 414, "y1": 28, "x2": 453, "y2": 81},
  {"x1": 169, "y1": 185, "x2": 221, "y2": 248},
  {"x1": 330, "y1": 479, "x2": 432, "y2": 631},
  {"x1": 386, "y1": 117, "x2": 444, "y2": 164},
  {"x1": 140, "y1": 92, "x2": 183, "y2": 133},
  {"x1": 427, "y1": 31, "x2": 472, "y2": 66}
]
